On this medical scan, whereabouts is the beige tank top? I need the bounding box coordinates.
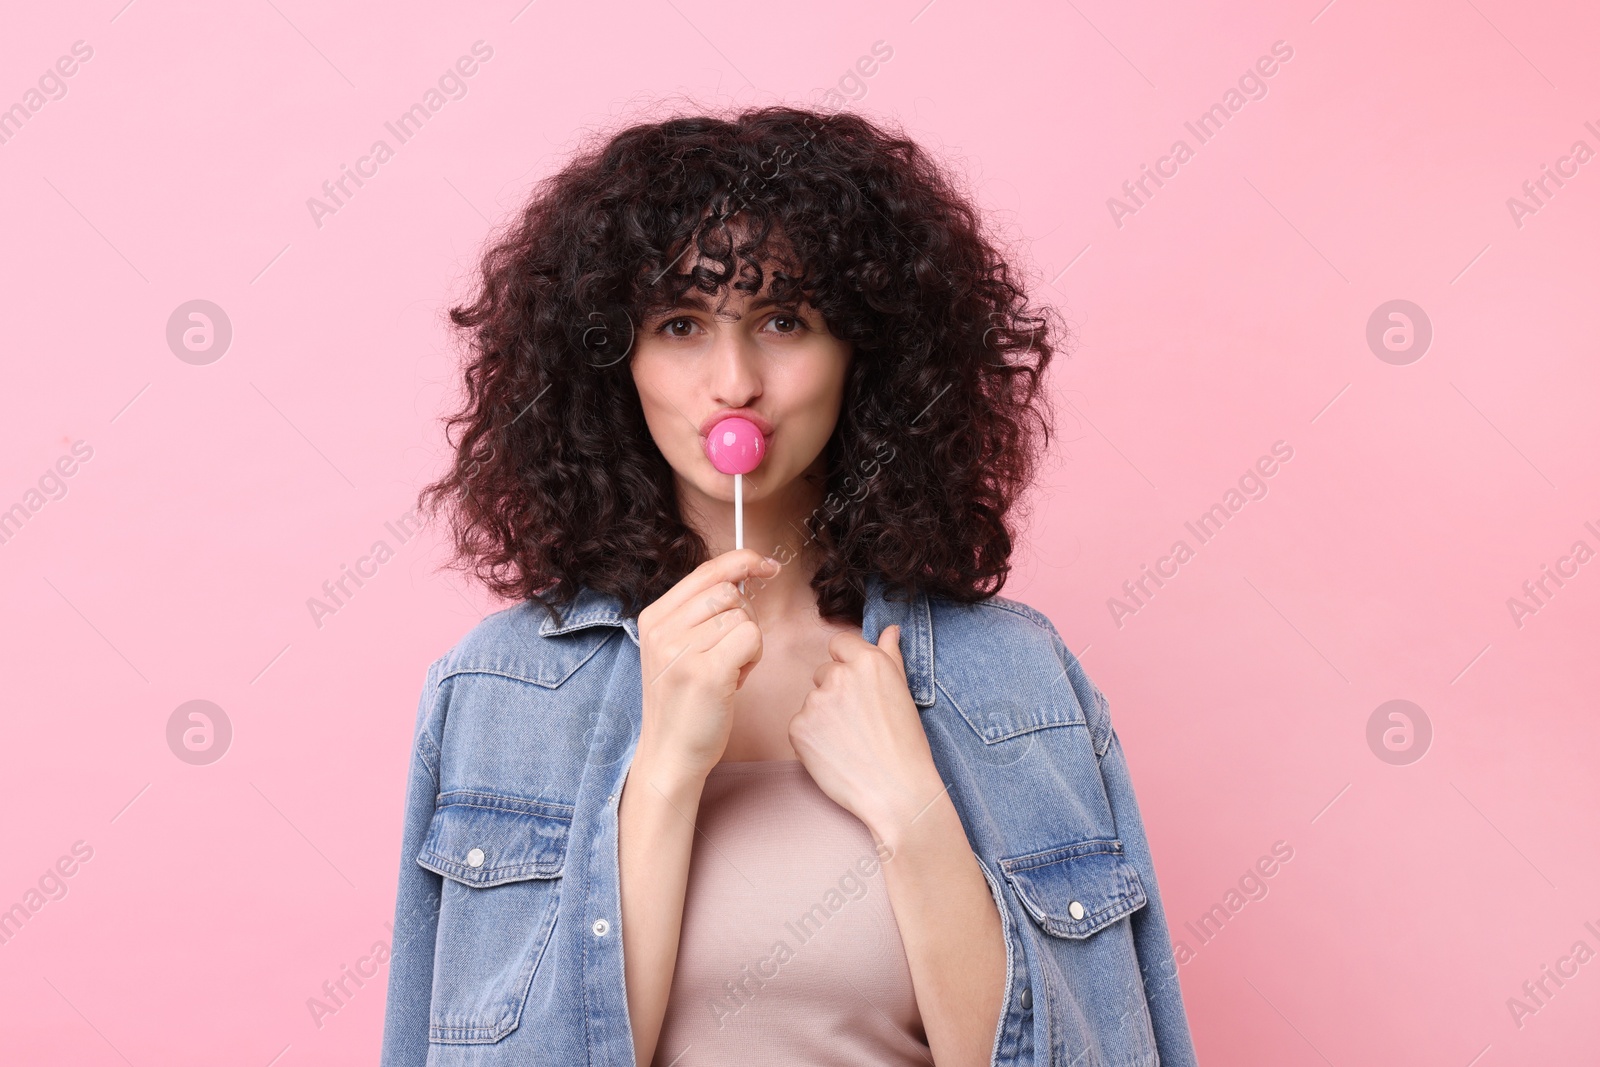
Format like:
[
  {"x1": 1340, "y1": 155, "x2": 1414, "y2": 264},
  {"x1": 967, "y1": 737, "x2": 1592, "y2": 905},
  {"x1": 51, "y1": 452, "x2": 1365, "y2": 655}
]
[{"x1": 650, "y1": 759, "x2": 930, "y2": 1067}]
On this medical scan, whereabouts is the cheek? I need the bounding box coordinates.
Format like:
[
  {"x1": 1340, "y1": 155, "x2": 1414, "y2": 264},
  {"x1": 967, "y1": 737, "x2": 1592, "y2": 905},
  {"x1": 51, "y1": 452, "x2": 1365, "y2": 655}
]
[
  {"x1": 791, "y1": 338, "x2": 851, "y2": 398},
  {"x1": 629, "y1": 346, "x2": 665, "y2": 397},
  {"x1": 810, "y1": 344, "x2": 852, "y2": 420},
  {"x1": 630, "y1": 354, "x2": 697, "y2": 458},
  {"x1": 773, "y1": 350, "x2": 849, "y2": 459}
]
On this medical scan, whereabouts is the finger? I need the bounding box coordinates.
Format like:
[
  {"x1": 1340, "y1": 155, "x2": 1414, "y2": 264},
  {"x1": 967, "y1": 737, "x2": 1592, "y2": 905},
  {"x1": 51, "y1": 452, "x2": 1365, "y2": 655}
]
[
  {"x1": 811, "y1": 657, "x2": 841, "y2": 689},
  {"x1": 666, "y1": 596, "x2": 759, "y2": 664},
  {"x1": 825, "y1": 627, "x2": 872, "y2": 663},
  {"x1": 698, "y1": 610, "x2": 763, "y2": 675},
  {"x1": 647, "y1": 549, "x2": 778, "y2": 622},
  {"x1": 878, "y1": 624, "x2": 904, "y2": 667},
  {"x1": 646, "y1": 603, "x2": 759, "y2": 688},
  {"x1": 735, "y1": 637, "x2": 764, "y2": 688},
  {"x1": 672, "y1": 579, "x2": 756, "y2": 636}
]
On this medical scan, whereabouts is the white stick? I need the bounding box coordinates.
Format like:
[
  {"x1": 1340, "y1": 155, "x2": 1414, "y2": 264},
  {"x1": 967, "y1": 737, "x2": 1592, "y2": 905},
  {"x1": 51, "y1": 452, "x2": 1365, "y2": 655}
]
[{"x1": 735, "y1": 472, "x2": 745, "y2": 595}]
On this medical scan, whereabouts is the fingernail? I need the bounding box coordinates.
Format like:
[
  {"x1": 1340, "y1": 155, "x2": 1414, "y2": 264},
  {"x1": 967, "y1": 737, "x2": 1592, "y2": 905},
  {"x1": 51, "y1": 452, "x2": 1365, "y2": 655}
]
[{"x1": 762, "y1": 556, "x2": 780, "y2": 572}]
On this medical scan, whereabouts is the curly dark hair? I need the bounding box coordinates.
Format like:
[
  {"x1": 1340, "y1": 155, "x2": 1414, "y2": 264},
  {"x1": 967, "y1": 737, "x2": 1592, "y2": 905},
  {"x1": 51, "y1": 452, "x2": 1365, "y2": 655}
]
[{"x1": 418, "y1": 104, "x2": 1068, "y2": 628}]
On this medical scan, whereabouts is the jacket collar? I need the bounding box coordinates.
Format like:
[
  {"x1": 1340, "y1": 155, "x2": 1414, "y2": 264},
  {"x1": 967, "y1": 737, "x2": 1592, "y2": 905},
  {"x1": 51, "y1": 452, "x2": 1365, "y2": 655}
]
[{"x1": 537, "y1": 571, "x2": 935, "y2": 708}]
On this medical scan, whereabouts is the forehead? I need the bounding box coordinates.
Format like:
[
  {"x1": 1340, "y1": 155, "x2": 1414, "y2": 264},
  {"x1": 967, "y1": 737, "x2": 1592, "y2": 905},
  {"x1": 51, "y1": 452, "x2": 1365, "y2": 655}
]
[
  {"x1": 659, "y1": 284, "x2": 796, "y2": 316},
  {"x1": 647, "y1": 246, "x2": 808, "y2": 318},
  {"x1": 646, "y1": 209, "x2": 807, "y2": 308}
]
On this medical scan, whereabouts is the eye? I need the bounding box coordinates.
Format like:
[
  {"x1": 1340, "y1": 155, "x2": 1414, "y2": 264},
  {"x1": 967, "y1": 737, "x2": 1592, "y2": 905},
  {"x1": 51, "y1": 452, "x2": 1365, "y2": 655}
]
[
  {"x1": 656, "y1": 316, "x2": 697, "y2": 337},
  {"x1": 768, "y1": 313, "x2": 807, "y2": 334}
]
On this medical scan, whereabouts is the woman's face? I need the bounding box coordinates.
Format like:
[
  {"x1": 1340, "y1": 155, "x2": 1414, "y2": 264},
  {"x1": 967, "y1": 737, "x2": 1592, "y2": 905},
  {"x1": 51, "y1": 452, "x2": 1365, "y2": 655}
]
[{"x1": 629, "y1": 275, "x2": 852, "y2": 526}]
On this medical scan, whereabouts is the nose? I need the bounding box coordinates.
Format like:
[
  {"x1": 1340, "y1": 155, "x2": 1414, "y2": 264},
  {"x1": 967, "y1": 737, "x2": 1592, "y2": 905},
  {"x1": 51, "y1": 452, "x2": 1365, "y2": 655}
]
[{"x1": 706, "y1": 320, "x2": 762, "y2": 407}]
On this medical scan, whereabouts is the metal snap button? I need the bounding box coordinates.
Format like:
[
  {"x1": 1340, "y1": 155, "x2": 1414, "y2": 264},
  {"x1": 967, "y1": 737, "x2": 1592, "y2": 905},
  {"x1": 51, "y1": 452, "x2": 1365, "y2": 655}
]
[
  {"x1": 593, "y1": 918, "x2": 610, "y2": 936},
  {"x1": 466, "y1": 847, "x2": 485, "y2": 868},
  {"x1": 1019, "y1": 985, "x2": 1033, "y2": 1010},
  {"x1": 1068, "y1": 900, "x2": 1086, "y2": 920}
]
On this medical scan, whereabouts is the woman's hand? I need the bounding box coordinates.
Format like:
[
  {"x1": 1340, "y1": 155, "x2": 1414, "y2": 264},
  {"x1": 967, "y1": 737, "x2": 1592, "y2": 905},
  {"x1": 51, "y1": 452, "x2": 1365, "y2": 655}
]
[
  {"x1": 792, "y1": 624, "x2": 1007, "y2": 1067},
  {"x1": 788, "y1": 624, "x2": 947, "y2": 838},
  {"x1": 634, "y1": 549, "x2": 779, "y2": 784}
]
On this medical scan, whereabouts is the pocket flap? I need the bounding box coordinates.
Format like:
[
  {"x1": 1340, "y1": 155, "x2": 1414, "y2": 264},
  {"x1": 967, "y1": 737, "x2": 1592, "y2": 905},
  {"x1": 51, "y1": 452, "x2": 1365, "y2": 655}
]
[
  {"x1": 999, "y1": 838, "x2": 1147, "y2": 938},
  {"x1": 417, "y1": 791, "x2": 573, "y2": 887}
]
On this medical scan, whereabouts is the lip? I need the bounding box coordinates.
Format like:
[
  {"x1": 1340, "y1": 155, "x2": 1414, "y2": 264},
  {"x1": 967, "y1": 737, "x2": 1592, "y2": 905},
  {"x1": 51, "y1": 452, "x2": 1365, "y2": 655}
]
[{"x1": 697, "y1": 408, "x2": 775, "y2": 439}]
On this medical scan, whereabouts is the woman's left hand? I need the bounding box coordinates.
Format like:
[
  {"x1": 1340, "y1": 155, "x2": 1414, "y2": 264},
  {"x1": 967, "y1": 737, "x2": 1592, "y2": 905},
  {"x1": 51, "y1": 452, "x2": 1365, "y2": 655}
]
[{"x1": 788, "y1": 624, "x2": 947, "y2": 838}]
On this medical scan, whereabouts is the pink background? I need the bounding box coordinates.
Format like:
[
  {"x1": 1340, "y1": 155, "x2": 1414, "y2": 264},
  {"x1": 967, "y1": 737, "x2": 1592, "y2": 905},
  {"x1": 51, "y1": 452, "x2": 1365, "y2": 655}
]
[{"x1": 3, "y1": 1, "x2": 1597, "y2": 1063}]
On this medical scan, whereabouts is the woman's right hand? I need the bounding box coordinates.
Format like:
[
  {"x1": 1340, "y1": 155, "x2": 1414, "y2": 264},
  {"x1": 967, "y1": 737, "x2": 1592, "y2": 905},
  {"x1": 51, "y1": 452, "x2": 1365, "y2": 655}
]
[{"x1": 634, "y1": 549, "x2": 780, "y2": 784}]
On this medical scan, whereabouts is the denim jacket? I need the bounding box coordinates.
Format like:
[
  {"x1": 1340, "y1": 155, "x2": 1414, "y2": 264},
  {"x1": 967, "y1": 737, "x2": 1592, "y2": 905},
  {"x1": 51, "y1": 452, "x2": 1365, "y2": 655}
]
[{"x1": 380, "y1": 572, "x2": 1200, "y2": 1067}]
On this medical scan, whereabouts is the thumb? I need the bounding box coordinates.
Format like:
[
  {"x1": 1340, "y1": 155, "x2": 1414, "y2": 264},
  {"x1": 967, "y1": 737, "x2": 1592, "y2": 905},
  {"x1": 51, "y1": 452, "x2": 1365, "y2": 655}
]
[{"x1": 878, "y1": 624, "x2": 904, "y2": 668}]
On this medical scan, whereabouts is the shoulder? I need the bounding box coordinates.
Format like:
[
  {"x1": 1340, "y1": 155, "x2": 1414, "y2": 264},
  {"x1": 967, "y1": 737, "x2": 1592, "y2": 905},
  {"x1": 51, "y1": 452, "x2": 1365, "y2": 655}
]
[
  {"x1": 412, "y1": 601, "x2": 629, "y2": 791},
  {"x1": 945, "y1": 590, "x2": 1059, "y2": 633},
  {"x1": 427, "y1": 600, "x2": 620, "y2": 693},
  {"x1": 927, "y1": 588, "x2": 1065, "y2": 650},
  {"x1": 929, "y1": 590, "x2": 1116, "y2": 757}
]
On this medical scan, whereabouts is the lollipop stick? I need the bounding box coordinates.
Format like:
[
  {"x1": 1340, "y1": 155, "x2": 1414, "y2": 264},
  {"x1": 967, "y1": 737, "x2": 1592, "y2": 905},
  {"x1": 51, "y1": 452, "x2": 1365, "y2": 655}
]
[
  {"x1": 704, "y1": 416, "x2": 762, "y2": 596},
  {"x1": 735, "y1": 472, "x2": 745, "y2": 595}
]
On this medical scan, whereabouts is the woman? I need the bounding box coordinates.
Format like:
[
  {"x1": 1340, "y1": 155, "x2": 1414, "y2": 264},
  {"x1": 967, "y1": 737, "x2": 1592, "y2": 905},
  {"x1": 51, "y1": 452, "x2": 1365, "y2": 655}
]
[{"x1": 381, "y1": 106, "x2": 1198, "y2": 1067}]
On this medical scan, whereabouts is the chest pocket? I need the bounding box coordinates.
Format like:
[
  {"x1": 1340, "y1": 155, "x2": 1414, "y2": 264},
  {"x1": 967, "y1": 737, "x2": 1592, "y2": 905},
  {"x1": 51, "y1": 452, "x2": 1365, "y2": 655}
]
[
  {"x1": 999, "y1": 838, "x2": 1159, "y2": 1064},
  {"x1": 415, "y1": 791, "x2": 572, "y2": 1044},
  {"x1": 1000, "y1": 838, "x2": 1145, "y2": 936}
]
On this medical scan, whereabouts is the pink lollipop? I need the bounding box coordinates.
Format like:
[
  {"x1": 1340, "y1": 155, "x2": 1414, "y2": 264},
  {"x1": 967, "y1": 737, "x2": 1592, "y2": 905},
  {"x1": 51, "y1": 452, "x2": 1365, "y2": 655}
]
[
  {"x1": 703, "y1": 416, "x2": 767, "y2": 589},
  {"x1": 704, "y1": 416, "x2": 766, "y2": 475}
]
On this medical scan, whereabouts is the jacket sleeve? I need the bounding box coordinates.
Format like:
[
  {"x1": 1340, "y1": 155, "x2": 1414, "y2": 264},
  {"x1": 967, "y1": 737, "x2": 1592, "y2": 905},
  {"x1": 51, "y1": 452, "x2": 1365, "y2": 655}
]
[
  {"x1": 1053, "y1": 629, "x2": 1201, "y2": 1067},
  {"x1": 379, "y1": 657, "x2": 447, "y2": 1067}
]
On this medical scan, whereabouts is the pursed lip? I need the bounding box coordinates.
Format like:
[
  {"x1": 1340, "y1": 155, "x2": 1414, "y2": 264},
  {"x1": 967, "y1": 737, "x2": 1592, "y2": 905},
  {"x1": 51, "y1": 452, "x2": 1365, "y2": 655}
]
[{"x1": 697, "y1": 408, "x2": 775, "y2": 438}]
